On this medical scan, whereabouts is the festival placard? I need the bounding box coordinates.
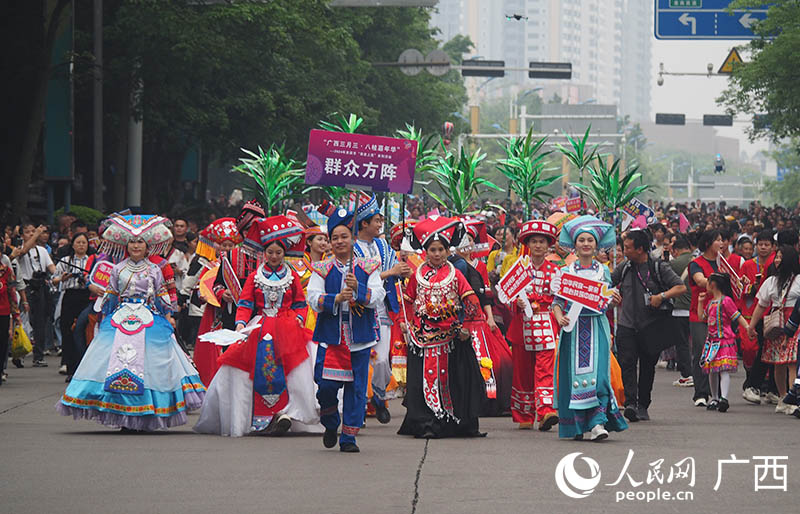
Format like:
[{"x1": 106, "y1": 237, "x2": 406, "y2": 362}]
[
  {"x1": 621, "y1": 197, "x2": 657, "y2": 230},
  {"x1": 88, "y1": 261, "x2": 114, "y2": 289},
  {"x1": 495, "y1": 256, "x2": 534, "y2": 305},
  {"x1": 199, "y1": 264, "x2": 220, "y2": 307},
  {"x1": 565, "y1": 197, "x2": 585, "y2": 213},
  {"x1": 305, "y1": 129, "x2": 418, "y2": 194},
  {"x1": 554, "y1": 272, "x2": 615, "y2": 313},
  {"x1": 550, "y1": 196, "x2": 567, "y2": 212},
  {"x1": 221, "y1": 256, "x2": 241, "y2": 304}
]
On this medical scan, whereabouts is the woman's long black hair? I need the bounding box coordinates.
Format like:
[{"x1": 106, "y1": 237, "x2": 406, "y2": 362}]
[{"x1": 774, "y1": 245, "x2": 800, "y2": 291}]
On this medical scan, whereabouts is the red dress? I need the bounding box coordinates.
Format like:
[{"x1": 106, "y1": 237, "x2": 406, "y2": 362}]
[
  {"x1": 193, "y1": 263, "x2": 224, "y2": 386},
  {"x1": 398, "y1": 262, "x2": 487, "y2": 437},
  {"x1": 218, "y1": 264, "x2": 309, "y2": 419}
]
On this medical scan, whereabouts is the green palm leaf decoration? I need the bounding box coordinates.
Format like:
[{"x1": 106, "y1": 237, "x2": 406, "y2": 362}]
[
  {"x1": 318, "y1": 113, "x2": 364, "y2": 134},
  {"x1": 571, "y1": 155, "x2": 651, "y2": 218},
  {"x1": 425, "y1": 145, "x2": 503, "y2": 216},
  {"x1": 555, "y1": 125, "x2": 600, "y2": 186},
  {"x1": 395, "y1": 123, "x2": 440, "y2": 177},
  {"x1": 231, "y1": 144, "x2": 306, "y2": 216},
  {"x1": 496, "y1": 128, "x2": 562, "y2": 219}
]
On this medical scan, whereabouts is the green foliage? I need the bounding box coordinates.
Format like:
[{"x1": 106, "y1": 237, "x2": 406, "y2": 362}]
[
  {"x1": 762, "y1": 140, "x2": 800, "y2": 205},
  {"x1": 66, "y1": 2, "x2": 469, "y2": 211},
  {"x1": 395, "y1": 123, "x2": 440, "y2": 176},
  {"x1": 425, "y1": 146, "x2": 503, "y2": 216},
  {"x1": 54, "y1": 205, "x2": 106, "y2": 226},
  {"x1": 571, "y1": 156, "x2": 650, "y2": 216},
  {"x1": 318, "y1": 113, "x2": 365, "y2": 134},
  {"x1": 555, "y1": 126, "x2": 600, "y2": 180},
  {"x1": 231, "y1": 145, "x2": 305, "y2": 216},
  {"x1": 496, "y1": 128, "x2": 561, "y2": 219},
  {"x1": 718, "y1": 0, "x2": 800, "y2": 141}
]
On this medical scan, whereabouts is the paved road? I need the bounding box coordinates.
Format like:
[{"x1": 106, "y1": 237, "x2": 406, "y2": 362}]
[{"x1": 2, "y1": 356, "x2": 798, "y2": 514}]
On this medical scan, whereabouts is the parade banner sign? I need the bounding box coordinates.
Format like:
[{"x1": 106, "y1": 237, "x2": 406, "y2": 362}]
[
  {"x1": 88, "y1": 261, "x2": 114, "y2": 289},
  {"x1": 496, "y1": 256, "x2": 534, "y2": 305},
  {"x1": 550, "y1": 196, "x2": 567, "y2": 212},
  {"x1": 221, "y1": 256, "x2": 241, "y2": 304},
  {"x1": 199, "y1": 264, "x2": 220, "y2": 307},
  {"x1": 305, "y1": 129, "x2": 418, "y2": 194},
  {"x1": 621, "y1": 197, "x2": 657, "y2": 230},
  {"x1": 565, "y1": 197, "x2": 585, "y2": 213},
  {"x1": 554, "y1": 273, "x2": 615, "y2": 313}
]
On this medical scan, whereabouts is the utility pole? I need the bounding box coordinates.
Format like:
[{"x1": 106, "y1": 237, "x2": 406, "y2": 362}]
[{"x1": 92, "y1": 0, "x2": 104, "y2": 211}]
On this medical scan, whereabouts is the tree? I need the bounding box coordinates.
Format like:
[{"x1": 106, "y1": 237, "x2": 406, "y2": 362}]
[
  {"x1": 8, "y1": 2, "x2": 472, "y2": 215},
  {"x1": 718, "y1": 0, "x2": 800, "y2": 141},
  {"x1": 762, "y1": 140, "x2": 800, "y2": 206},
  {"x1": 4, "y1": 0, "x2": 71, "y2": 215}
]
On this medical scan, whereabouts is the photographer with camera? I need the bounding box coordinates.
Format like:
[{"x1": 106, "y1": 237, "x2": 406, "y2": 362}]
[
  {"x1": 53, "y1": 233, "x2": 96, "y2": 381},
  {"x1": 14, "y1": 222, "x2": 56, "y2": 367},
  {"x1": 611, "y1": 229, "x2": 687, "y2": 423}
]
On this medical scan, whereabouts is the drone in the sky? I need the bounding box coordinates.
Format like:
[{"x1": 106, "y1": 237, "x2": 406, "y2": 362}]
[{"x1": 505, "y1": 14, "x2": 528, "y2": 21}]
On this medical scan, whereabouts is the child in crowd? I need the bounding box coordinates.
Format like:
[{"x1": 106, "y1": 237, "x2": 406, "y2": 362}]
[{"x1": 698, "y1": 273, "x2": 749, "y2": 412}]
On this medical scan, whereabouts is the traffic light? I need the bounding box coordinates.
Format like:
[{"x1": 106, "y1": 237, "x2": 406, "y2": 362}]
[{"x1": 655, "y1": 113, "x2": 686, "y2": 125}]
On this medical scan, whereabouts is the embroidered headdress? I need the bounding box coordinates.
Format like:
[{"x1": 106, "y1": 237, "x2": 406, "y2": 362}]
[
  {"x1": 558, "y1": 215, "x2": 616, "y2": 250},
  {"x1": 411, "y1": 215, "x2": 465, "y2": 251},
  {"x1": 246, "y1": 215, "x2": 304, "y2": 253},
  {"x1": 196, "y1": 217, "x2": 242, "y2": 261},
  {"x1": 546, "y1": 212, "x2": 577, "y2": 235},
  {"x1": 390, "y1": 220, "x2": 417, "y2": 249},
  {"x1": 98, "y1": 214, "x2": 173, "y2": 262},
  {"x1": 519, "y1": 219, "x2": 558, "y2": 245},
  {"x1": 355, "y1": 193, "x2": 380, "y2": 225},
  {"x1": 327, "y1": 207, "x2": 354, "y2": 237},
  {"x1": 236, "y1": 199, "x2": 265, "y2": 234}
]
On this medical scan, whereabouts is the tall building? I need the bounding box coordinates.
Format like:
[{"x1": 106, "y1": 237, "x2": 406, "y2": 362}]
[{"x1": 429, "y1": 0, "x2": 652, "y2": 123}]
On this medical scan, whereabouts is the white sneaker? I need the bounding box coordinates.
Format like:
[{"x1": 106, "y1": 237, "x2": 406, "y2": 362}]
[
  {"x1": 764, "y1": 392, "x2": 780, "y2": 405},
  {"x1": 656, "y1": 360, "x2": 668, "y2": 369},
  {"x1": 694, "y1": 398, "x2": 708, "y2": 407},
  {"x1": 58, "y1": 365, "x2": 68, "y2": 375},
  {"x1": 673, "y1": 377, "x2": 693, "y2": 387},
  {"x1": 742, "y1": 387, "x2": 761, "y2": 404},
  {"x1": 589, "y1": 424, "x2": 608, "y2": 441},
  {"x1": 785, "y1": 405, "x2": 799, "y2": 416},
  {"x1": 775, "y1": 401, "x2": 789, "y2": 414}
]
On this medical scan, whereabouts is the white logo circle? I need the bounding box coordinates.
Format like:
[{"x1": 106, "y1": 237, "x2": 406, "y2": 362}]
[{"x1": 554, "y1": 452, "x2": 602, "y2": 499}]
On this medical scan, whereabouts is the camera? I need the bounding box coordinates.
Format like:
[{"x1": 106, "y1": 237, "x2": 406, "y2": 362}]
[{"x1": 26, "y1": 270, "x2": 49, "y2": 290}]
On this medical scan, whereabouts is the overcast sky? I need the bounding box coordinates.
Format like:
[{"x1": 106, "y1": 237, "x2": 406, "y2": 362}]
[{"x1": 651, "y1": 39, "x2": 767, "y2": 157}]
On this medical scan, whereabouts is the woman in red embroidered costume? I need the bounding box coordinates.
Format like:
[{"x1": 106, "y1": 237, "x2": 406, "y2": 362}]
[
  {"x1": 194, "y1": 216, "x2": 319, "y2": 437},
  {"x1": 189, "y1": 218, "x2": 242, "y2": 386},
  {"x1": 398, "y1": 216, "x2": 487, "y2": 439}
]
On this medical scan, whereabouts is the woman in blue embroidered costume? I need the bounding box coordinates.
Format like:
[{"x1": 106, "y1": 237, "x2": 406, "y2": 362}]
[
  {"x1": 56, "y1": 215, "x2": 206, "y2": 431},
  {"x1": 194, "y1": 216, "x2": 320, "y2": 437},
  {"x1": 551, "y1": 215, "x2": 628, "y2": 441},
  {"x1": 398, "y1": 216, "x2": 487, "y2": 439}
]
